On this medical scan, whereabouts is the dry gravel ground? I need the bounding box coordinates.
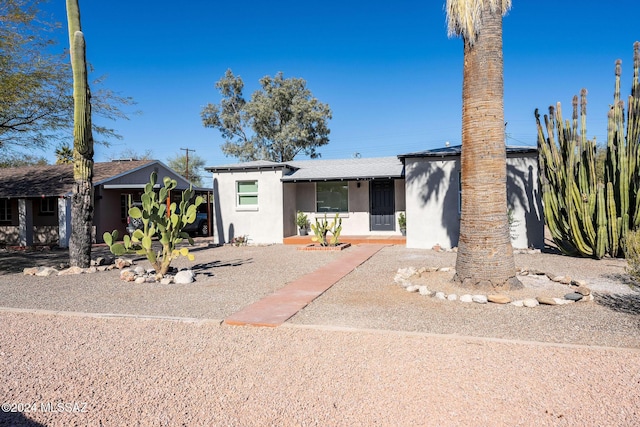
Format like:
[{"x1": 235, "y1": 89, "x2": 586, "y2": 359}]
[{"x1": 1, "y1": 241, "x2": 639, "y2": 426}]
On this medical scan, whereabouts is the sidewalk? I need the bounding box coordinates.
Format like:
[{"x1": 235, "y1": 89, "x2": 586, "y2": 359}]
[{"x1": 224, "y1": 245, "x2": 386, "y2": 327}]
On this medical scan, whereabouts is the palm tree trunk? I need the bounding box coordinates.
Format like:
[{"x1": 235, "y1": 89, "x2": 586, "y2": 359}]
[{"x1": 453, "y1": 1, "x2": 520, "y2": 290}]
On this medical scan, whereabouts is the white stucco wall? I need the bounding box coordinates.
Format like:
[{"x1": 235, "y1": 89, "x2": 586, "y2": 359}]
[
  {"x1": 506, "y1": 152, "x2": 544, "y2": 249},
  {"x1": 404, "y1": 157, "x2": 460, "y2": 249},
  {"x1": 212, "y1": 169, "x2": 285, "y2": 244},
  {"x1": 404, "y1": 153, "x2": 543, "y2": 250}
]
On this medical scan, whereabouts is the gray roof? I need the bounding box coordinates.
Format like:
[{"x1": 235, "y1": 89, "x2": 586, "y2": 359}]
[
  {"x1": 205, "y1": 160, "x2": 285, "y2": 172},
  {"x1": 283, "y1": 157, "x2": 404, "y2": 182},
  {"x1": 0, "y1": 160, "x2": 154, "y2": 198},
  {"x1": 398, "y1": 144, "x2": 537, "y2": 159},
  {"x1": 0, "y1": 160, "x2": 209, "y2": 198},
  {"x1": 205, "y1": 156, "x2": 405, "y2": 181}
]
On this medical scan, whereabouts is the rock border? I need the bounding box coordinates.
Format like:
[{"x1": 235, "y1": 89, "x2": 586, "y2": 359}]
[
  {"x1": 23, "y1": 256, "x2": 196, "y2": 285},
  {"x1": 394, "y1": 266, "x2": 593, "y2": 307}
]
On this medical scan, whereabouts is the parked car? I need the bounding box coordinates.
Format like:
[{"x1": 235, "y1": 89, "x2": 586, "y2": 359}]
[
  {"x1": 182, "y1": 211, "x2": 209, "y2": 236},
  {"x1": 127, "y1": 203, "x2": 209, "y2": 237},
  {"x1": 126, "y1": 202, "x2": 145, "y2": 235}
]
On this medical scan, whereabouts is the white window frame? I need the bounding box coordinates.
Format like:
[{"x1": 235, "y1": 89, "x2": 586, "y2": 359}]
[{"x1": 236, "y1": 180, "x2": 258, "y2": 210}]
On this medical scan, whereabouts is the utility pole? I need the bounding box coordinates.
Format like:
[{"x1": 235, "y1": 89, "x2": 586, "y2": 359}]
[{"x1": 180, "y1": 147, "x2": 195, "y2": 181}]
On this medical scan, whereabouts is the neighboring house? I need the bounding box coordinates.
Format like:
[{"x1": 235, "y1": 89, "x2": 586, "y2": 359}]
[
  {"x1": 0, "y1": 160, "x2": 211, "y2": 247},
  {"x1": 205, "y1": 145, "x2": 544, "y2": 250}
]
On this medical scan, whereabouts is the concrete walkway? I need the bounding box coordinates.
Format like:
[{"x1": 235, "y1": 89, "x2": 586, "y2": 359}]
[{"x1": 224, "y1": 244, "x2": 386, "y2": 327}]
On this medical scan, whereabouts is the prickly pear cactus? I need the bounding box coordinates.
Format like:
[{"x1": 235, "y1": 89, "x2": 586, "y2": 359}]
[
  {"x1": 103, "y1": 172, "x2": 204, "y2": 278},
  {"x1": 310, "y1": 213, "x2": 342, "y2": 247}
]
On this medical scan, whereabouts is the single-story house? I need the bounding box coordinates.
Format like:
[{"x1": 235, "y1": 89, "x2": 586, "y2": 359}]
[
  {"x1": 0, "y1": 160, "x2": 211, "y2": 247},
  {"x1": 205, "y1": 145, "x2": 544, "y2": 250}
]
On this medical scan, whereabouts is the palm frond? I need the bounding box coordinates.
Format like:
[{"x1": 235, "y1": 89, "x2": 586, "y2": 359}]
[{"x1": 445, "y1": 0, "x2": 511, "y2": 44}]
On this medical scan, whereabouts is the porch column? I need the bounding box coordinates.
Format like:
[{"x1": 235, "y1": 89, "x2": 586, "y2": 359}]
[
  {"x1": 58, "y1": 196, "x2": 72, "y2": 248},
  {"x1": 18, "y1": 198, "x2": 33, "y2": 247}
]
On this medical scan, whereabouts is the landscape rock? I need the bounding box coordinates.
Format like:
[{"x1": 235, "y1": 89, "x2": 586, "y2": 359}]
[
  {"x1": 435, "y1": 292, "x2": 446, "y2": 300},
  {"x1": 395, "y1": 267, "x2": 417, "y2": 280},
  {"x1": 405, "y1": 285, "x2": 419, "y2": 293},
  {"x1": 551, "y1": 275, "x2": 572, "y2": 285},
  {"x1": 160, "y1": 278, "x2": 173, "y2": 285},
  {"x1": 472, "y1": 295, "x2": 488, "y2": 304},
  {"x1": 460, "y1": 294, "x2": 473, "y2": 303},
  {"x1": 487, "y1": 294, "x2": 511, "y2": 304},
  {"x1": 575, "y1": 286, "x2": 591, "y2": 296},
  {"x1": 418, "y1": 286, "x2": 431, "y2": 296},
  {"x1": 174, "y1": 270, "x2": 195, "y2": 284},
  {"x1": 23, "y1": 267, "x2": 40, "y2": 276},
  {"x1": 511, "y1": 300, "x2": 524, "y2": 307},
  {"x1": 447, "y1": 294, "x2": 457, "y2": 301},
  {"x1": 523, "y1": 298, "x2": 539, "y2": 308},
  {"x1": 134, "y1": 277, "x2": 146, "y2": 284},
  {"x1": 114, "y1": 258, "x2": 133, "y2": 269},
  {"x1": 553, "y1": 298, "x2": 574, "y2": 305},
  {"x1": 536, "y1": 296, "x2": 557, "y2": 305},
  {"x1": 58, "y1": 266, "x2": 84, "y2": 276},
  {"x1": 120, "y1": 269, "x2": 136, "y2": 282},
  {"x1": 564, "y1": 292, "x2": 583, "y2": 302},
  {"x1": 35, "y1": 267, "x2": 58, "y2": 277}
]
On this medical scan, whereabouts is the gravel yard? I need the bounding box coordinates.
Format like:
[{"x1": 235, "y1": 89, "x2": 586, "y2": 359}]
[{"x1": 1, "y1": 241, "x2": 639, "y2": 425}]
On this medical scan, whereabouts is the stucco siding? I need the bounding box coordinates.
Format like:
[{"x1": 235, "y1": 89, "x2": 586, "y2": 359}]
[
  {"x1": 213, "y1": 169, "x2": 285, "y2": 244},
  {"x1": 404, "y1": 153, "x2": 543, "y2": 250},
  {"x1": 405, "y1": 157, "x2": 460, "y2": 249},
  {"x1": 506, "y1": 152, "x2": 544, "y2": 249}
]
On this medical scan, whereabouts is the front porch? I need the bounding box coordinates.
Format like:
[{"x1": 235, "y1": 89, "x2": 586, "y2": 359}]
[{"x1": 283, "y1": 235, "x2": 406, "y2": 246}]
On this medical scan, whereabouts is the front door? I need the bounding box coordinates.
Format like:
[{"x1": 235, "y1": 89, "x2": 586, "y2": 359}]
[{"x1": 370, "y1": 180, "x2": 395, "y2": 231}]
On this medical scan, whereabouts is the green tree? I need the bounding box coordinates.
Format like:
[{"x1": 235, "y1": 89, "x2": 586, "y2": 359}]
[
  {"x1": 55, "y1": 142, "x2": 73, "y2": 164},
  {"x1": 446, "y1": 0, "x2": 520, "y2": 290},
  {"x1": 108, "y1": 147, "x2": 154, "y2": 161},
  {"x1": 167, "y1": 152, "x2": 206, "y2": 186},
  {"x1": 0, "y1": 0, "x2": 135, "y2": 153},
  {"x1": 201, "y1": 69, "x2": 332, "y2": 162},
  {"x1": 0, "y1": 153, "x2": 48, "y2": 167}
]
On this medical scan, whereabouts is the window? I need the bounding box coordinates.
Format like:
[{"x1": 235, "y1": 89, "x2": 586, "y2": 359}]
[
  {"x1": 316, "y1": 181, "x2": 348, "y2": 212},
  {"x1": 120, "y1": 194, "x2": 129, "y2": 220},
  {"x1": 0, "y1": 199, "x2": 11, "y2": 221},
  {"x1": 237, "y1": 181, "x2": 258, "y2": 207},
  {"x1": 40, "y1": 198, "x2": 56, "y2": 215}
]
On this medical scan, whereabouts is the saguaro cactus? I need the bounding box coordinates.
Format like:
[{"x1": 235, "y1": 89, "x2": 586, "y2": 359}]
[
  {"x1": 536, "y1": 42, "x2": 640, "y2": 259},
  {"x1": 66, "y1": 0, "x2": 95, "y2": 268}
]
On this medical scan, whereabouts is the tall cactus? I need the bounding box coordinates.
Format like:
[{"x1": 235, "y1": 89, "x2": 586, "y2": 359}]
[
  {"x1": 103, "y1": 172, "x2": 204, "y2": 278},
  {"x1": 536, "y1": 42, "x2": 640, "y2": 258},
  {"x1": 66, "y1": 0, "x2": 95, "y2": 268}
]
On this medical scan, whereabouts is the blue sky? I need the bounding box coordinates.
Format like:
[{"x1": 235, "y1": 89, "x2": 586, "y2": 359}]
[{"x1": 38, "y1": 0, "x2": 640, "y2": 168}]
